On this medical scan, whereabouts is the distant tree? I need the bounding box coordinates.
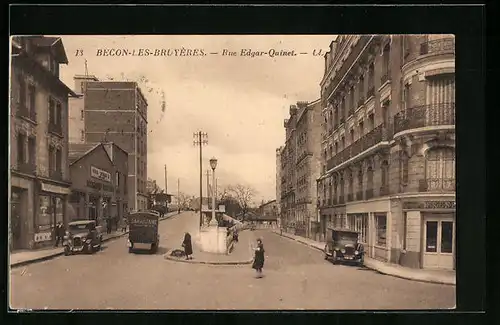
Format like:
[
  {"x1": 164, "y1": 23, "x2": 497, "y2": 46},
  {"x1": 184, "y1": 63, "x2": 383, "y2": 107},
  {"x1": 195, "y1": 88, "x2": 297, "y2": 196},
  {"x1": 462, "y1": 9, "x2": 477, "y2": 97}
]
[
  {"x1": 176, "y1": 192, "x2": 193, "y2": 210},
  {"x1": 227, "y1": 184, "x2": 257, "y2": 220}
]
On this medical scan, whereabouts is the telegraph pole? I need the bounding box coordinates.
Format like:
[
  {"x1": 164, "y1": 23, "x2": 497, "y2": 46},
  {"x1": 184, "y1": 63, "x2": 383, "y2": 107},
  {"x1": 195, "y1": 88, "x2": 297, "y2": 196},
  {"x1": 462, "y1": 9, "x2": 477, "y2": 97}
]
[
  {"x1": 164, "y1": 165, "x2": 168, "y2": 195},
  {"x1": 205, "y1": 170, "x2": 211, "y2": 209},
  {"x1": 193, "y1": 131, "x2": 208, "y2": 228},
  {"x1": 177, "y1": 178, "x2": 180, "y2": 210}
]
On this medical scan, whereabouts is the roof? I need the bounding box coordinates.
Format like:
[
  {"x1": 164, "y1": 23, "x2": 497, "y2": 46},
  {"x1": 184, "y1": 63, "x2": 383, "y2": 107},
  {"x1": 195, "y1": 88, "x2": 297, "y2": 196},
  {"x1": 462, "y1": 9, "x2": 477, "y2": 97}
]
[
  {"x1": 31, "y1": 37, "x2": 69, "y2": 64},
  {"x1": 69, "y1": 143, "x2": 113, "y2": 166}
]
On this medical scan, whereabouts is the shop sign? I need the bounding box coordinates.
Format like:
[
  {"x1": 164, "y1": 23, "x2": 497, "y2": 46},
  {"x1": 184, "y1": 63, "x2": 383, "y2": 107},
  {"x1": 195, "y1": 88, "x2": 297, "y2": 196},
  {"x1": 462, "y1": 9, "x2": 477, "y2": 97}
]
[
  {"x1": 403, "y1": 201, "x2": 456, "y2": 210},
  {"x1": 90, "y1": 166, "x2": 111, "y2": 183},
  {"x1": 40, "y1": 182, "x2": 71, "y2": 195},
  {"x1": 34, "y1": 232, "x2": 52, "y2": 242}
]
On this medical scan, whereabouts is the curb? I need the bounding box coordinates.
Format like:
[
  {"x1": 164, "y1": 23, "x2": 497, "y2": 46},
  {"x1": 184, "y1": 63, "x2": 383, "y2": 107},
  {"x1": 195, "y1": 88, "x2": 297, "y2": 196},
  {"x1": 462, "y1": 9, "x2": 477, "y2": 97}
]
[
  {"x1": 164, "y1": 249, "x2": 253, "y2": 265},
  {"x1": 272, "y1": 231, "x2": 456, "y2": 286},
  {"x1": 10, "y1": 214, "x2": 177, "y2": 269}
]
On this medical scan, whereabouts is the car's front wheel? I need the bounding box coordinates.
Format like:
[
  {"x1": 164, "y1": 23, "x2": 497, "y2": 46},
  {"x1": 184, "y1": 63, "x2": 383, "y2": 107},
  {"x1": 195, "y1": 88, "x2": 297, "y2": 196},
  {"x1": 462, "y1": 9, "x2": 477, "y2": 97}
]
[{"x1": 324, "y1": 245, "x2": 329, "y2": 260}]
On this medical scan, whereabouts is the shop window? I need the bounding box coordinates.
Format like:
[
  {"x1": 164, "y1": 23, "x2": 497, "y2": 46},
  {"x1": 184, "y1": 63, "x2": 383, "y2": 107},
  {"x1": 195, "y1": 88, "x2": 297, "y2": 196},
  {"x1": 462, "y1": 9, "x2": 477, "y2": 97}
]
[
  {"x1": 38, "y1": 195, "x2": 53, "y2": 232},
  {"x1": 375, "y1": 214, "x2": 387, "y2": 246},
  {"x1": 441, "y1": 221, "x2": 453, "y2": 253},
  {"x1": 425, "y1": 221, "x2": 438, "y2": 252}
]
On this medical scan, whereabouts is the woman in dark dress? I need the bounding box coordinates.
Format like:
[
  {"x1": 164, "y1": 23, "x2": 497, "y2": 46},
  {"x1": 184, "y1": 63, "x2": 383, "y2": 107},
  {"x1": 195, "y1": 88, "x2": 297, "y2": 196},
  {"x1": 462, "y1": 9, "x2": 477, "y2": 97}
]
[
  {"x1": 252, "y1": 239, "x2": 265, "y2": 278},
  {"x1": 182, "y1": 232, "x2": 193, "y2": 260}
]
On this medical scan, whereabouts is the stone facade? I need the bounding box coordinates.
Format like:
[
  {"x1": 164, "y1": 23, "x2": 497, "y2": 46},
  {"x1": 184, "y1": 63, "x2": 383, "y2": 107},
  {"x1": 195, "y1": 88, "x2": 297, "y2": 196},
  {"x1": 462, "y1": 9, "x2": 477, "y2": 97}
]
[{"x1": 317, "y1": 35, "x2": 455, "y2": 270}]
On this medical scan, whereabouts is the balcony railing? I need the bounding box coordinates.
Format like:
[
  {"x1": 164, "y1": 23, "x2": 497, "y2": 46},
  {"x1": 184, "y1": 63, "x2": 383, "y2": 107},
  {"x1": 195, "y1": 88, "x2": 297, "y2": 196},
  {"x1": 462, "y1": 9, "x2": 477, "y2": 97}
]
[
  {"x1": 13, "y1": 162, "x2": 36, "y2": 174},
  {"x1": 393, "y1": 103, "x2": 455, "y2": 135},
  {"x1": 326, "y1": 123, "x2": 390, "y2": 170},
  {"x1": 419, "y1": 178, "x2": 455, "y2": 192},
  {"x1": 49, "y1": 123, "x2": 63, "y2": 135},
  {"x1": 365, "y1": 188, "x2": 374, "y2": 200},
  {"x1": 347, "y1": 193, "x2": 353, "y2": 202},
  {"x1": 367, "y1": 86, "x2": 375, "y2": 99},
  {"x1": 357, "y1": 97, "x2": 365, "y2": 107},
  {"x1": 380, "y1": 185, "x2": 389, "y2": 196},
  {"x1": 380, "y1": 71, "x2": 391, "y2": 84},
  {"x1": 16, "y1": 106, "x2": 37, "y2": 122},
  {"x1": 420, "y1": 38, "x2": 455, "y2": 56},
  {"x1": 356, "y1": 190, "x2": 363, "y2": 201},
  {"x1": 50, "y1": 170, "x2": 63, "y2": 181}
]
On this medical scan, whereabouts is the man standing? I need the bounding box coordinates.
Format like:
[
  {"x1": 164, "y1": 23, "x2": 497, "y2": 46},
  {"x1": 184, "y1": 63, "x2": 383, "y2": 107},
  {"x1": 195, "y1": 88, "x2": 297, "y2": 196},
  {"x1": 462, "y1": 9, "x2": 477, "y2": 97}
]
[{"x1": 54, "y1": 222, "x2": 65, "y2": 247}]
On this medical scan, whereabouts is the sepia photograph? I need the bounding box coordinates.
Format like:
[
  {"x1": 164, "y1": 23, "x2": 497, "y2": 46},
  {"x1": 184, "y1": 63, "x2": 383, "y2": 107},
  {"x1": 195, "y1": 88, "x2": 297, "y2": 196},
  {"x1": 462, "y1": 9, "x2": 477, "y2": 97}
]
[{"x1": 8, "y1": 34, "x2": 456, "y2": 310}]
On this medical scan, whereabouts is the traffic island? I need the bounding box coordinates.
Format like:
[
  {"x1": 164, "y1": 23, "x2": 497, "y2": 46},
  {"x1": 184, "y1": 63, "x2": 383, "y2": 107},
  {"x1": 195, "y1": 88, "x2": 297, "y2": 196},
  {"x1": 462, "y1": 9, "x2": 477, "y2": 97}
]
[{"x1": 164, "y1": 229, "x2": 255, "y2": 265}]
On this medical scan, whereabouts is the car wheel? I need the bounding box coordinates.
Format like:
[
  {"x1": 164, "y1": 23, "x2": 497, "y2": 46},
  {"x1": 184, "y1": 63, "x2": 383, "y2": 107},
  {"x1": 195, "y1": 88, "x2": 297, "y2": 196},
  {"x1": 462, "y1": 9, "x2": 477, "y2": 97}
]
[
  {"x1": 324, "y1": 245, "x2": 329, "y2": 260},
  {"x1": 128, "y1": 247, "x2": 133, "y2": 253}
]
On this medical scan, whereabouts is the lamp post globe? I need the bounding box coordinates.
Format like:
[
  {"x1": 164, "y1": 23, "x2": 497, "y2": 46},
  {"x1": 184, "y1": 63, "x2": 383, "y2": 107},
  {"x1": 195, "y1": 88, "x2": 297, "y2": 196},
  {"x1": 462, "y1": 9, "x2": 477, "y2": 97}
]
[{"x1": 210, "y1": 157, "x2": 218, "y2": 171}]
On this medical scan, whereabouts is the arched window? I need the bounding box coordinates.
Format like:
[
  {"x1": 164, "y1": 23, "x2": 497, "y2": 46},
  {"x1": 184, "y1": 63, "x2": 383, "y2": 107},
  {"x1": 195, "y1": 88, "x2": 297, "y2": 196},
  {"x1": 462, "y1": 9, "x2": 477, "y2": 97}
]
[{"x1": 425, "y1": 147, "x2": 455, "y2": 191}]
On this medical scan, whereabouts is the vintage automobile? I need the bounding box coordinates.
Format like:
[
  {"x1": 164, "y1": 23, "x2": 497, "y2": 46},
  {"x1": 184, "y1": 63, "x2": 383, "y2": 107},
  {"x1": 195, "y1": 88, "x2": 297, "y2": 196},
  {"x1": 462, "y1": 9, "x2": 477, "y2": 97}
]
[
  {"x1": 63, "y1": 220, "x2": 103, "y2": 255},
  {"x1": 324, "y1": 227, "x2": 365, "y2": 266},
  {"x1": 127, "y1": 211, "x2": 160, "y2": 253}
]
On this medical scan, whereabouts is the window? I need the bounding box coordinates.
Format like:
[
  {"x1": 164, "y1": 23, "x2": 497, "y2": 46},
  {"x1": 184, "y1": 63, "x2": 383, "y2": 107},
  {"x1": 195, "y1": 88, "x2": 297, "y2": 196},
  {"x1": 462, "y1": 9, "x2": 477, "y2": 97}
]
[
  {"x1": 381, "y1": 160, "x2": 389, "y2": 188},
  {"x1": 80, "y1": 130, "x2": 85, "y2": 142},
  {"x1": 359, "y1": 75, "x2": 365, "y2": 99},
  {"x1": 56, "y1": 148, "x2": 62, "y2": 172},
  {"x1": 17, "y1": 134, "x2": 26, "y2": 165},
  {"x1": 425, "y1": 221, "x2": 438, "y2": 252},
  {"x1": 368, "y1": 113, "x2": 375, "y2": 131},
  {"x1": 358, "y1": 169, "x2": 363, "y2": 194},
  {"x1": 28, "y1": 137, "x2": 36, "y2": 166},
  {"x1": 367, "y1": 166, "x2": 374, "y2": 191},
  {"x1": 348, "y1": 172, "x2": 354, "y2": 199},
  {"x1": 80, "y1": 109, "x2": 84, "y2": 120},
  {"x1": 400, "y1": 151, "x2": 409, "y2": 186},
  {"x1": 115, "y1": 172, "x2": 120, "y2": 187},
  {"x1": 359, "y1": 121, "x2": 364, "y2": 138},
  {"x1": 350, "y1": 129, "x2": 355, "y2": 145},
  {"x1": 368, "y1": 63, "x2": 375, "y2": 89},
  {"x1": 382, "y1": 44, "x2": 390, "y2": 77},
  {"x1": 56, "y1": 102, "x2": 62, "y2": 125},
  {"x1": 403, "y1": 83, "x2": 411, "y2": 110},
  {"x1": 403, "y1": 212, "x2": 408, "y2": 250},
  {"x1": 27, "y1": 84, "x2": 36, "y2": 116},
  {"x1": 348, "y1": 214, "x2": 368, "y2": 243},
  {"x1": 375, "y1": 214, "x2": 387, "y2": 246},
  {"x1": 335, "y1": 142, "x2": 338, "y2": 154},
  {"x1": 382, "y1": 103, "x2": 389, "y2": 126},
  {"x1": 48, "y1": 146, "x2": 55, "y2": 172},
  {"x1": 48, "y1": 97, "x2": 55, "y2": 125},
  {"x1": 350, "y1": 87, "x2": 355, "y2": 111},
  {"x1": 425, "y1": 147, "x2": 455, "y2": 191},
  {"x1": 441, "y1": 221, "x2": 453, "y2": 253},
  {"x1": 341, "y1": 136, "x2": 345, "y2": 151}
]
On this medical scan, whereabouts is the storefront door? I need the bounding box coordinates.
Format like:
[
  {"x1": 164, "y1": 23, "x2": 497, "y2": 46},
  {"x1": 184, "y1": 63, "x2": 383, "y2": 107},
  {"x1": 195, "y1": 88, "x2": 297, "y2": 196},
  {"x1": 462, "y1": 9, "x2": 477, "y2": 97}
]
[{"x1": 422, "y1": 214, "x2": 455, "y2": 269}]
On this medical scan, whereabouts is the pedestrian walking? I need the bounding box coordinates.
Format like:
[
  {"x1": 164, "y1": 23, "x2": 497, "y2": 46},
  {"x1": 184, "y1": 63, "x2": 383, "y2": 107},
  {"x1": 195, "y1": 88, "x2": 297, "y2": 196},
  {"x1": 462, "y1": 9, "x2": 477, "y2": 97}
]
[
  {"x1": 54, "y1": 222, "x2": 65, "y2": 247},
  {"x1": 106, "y1": 218, "x2": 112, "y2": 234},
  {"x1": 120, "y1": 217, "x2": 127, "y2": 232},
  {"x1": 233, "y1": 228, "x2": 239, "y2": 243},
  {"x1": 252, "y1": 238, "x2": 265, "y2": 278},
  {"x1": 182, "y1": 232, "x2": 193, "y2": 260}
]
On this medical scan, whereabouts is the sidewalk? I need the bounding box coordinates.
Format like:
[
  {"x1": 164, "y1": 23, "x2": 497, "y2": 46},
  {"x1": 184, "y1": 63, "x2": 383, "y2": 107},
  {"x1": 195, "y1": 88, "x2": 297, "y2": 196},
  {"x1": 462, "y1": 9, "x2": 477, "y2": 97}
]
[
  {"x1": 273, "y1": 230, "x2": 456, "y2": 286},
  {"x1": 164, "y1": 229, "x2": 255, "y2": 265},
  {"x1": 9, "y1": 212, "x2": 177, "y2": 268}
]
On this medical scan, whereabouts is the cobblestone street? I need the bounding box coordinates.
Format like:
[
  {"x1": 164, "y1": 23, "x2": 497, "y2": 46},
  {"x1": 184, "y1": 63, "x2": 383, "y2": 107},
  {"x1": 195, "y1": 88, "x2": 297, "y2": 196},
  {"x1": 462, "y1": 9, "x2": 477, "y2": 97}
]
[{"x1": 10, "y1": 212, "x2": 455, "y2": 310}]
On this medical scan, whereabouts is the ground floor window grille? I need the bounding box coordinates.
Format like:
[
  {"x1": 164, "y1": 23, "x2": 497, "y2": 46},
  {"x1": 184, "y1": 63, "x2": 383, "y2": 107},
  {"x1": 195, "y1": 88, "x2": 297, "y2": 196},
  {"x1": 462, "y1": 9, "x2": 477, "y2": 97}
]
[
  {"x1": 375, "y1": 214, "x2": 387, "y2": 246},
  {"x1": 348, "y1": 214, "x2": 368, "y2": 243}
]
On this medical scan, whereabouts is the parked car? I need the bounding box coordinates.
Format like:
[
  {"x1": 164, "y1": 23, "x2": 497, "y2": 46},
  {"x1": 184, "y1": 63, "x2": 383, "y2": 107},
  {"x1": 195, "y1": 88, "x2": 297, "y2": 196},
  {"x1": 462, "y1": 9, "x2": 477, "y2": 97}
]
[
  {"x1": 63, "y1": 220, "x2": 103, "y2": 255},
  {"x1": 324, "y1": 228, "x2": 365, "y2": 266},
  {"x1": 127, "y1": 211, "x2": 160, "y2": 253}
]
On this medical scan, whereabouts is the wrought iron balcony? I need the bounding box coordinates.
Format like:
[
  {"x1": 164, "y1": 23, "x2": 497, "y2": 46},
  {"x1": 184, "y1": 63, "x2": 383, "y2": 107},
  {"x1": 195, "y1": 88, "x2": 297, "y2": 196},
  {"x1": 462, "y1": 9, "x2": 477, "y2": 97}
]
[
  {"x1": 357, "y1": 97, "x2": 365, "y2": 107},
  {"x1": 13, "y1": 162, "x2": 36, "y2": 175},
  {"x1": 347, "y1": 193, "x2": 353, "y2": 202},
  {"x1": 380, "y1": 71, "x2": 391, "y2": 84},
  {"x1": 419, "y1": 178, "x2": 455, "y2": 192},
  {"x1": 365, "y1": 188, "x2": 374, "y2": 200},
  {"x1": 49, "y1": 123, "x2": 63, "y2": 135},
  {"x1": 367, "y1": 86, "x2": 375, "y2": 99},
  {"x1": 393, "y1": 103, "x2": 455, "y2": 135},
  {"x1": 326, "y1": 123, "x2": 389, "y2": 170},
  {"x1": 356, "y1": 190, "x2": 363, "y2": 201},
  {"x1": 420, "y1": 38, "x2": 455, "y2": 56},
  {"x1": 16, "y1": 106, "x2": 37, "y2": 122},
  {"x1": 380, "y1": 185, "x2": 390, "y2": 196}
]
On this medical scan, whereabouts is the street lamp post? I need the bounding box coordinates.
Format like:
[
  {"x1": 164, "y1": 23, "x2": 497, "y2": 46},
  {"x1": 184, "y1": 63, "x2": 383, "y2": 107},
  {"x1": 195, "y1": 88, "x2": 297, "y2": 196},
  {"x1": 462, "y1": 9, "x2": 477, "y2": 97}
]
[{"x1": 209, "y1": 157, "x2": 218, "y2": 227}]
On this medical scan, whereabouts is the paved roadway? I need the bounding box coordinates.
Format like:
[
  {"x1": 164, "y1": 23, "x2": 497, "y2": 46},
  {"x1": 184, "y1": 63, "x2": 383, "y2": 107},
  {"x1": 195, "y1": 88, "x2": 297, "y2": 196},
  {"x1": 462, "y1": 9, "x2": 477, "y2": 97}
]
[{"x1": 10, "y1": 212, "x2": 455, "y2": 310}]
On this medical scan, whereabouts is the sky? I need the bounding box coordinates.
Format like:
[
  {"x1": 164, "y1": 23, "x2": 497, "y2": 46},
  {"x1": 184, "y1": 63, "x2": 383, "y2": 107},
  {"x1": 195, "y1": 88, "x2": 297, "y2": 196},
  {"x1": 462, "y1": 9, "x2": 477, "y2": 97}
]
[{"x1": 57, "y1": 35, "x2": 335, "y2": 204}]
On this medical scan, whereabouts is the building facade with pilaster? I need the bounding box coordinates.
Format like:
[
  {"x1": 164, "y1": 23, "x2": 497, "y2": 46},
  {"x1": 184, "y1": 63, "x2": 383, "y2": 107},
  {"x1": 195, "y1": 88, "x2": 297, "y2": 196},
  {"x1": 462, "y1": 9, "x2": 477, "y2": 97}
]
[
  {"x1": 316, "y1": 34, "x2": 455, "y2": 270},
  {"x1": 275, "y1": 146, "x2": 283, "y2": 226},
  {"x1": 10, "y1": 36, "x2": 77, "y2": 250}
]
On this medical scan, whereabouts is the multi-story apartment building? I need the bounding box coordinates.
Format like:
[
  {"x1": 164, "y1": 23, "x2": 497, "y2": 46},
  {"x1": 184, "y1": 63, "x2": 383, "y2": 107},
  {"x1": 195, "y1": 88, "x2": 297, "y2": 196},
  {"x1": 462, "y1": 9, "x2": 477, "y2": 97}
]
[
  {"x1": 316, "y1": 35, "x2": 455, "y2": 271},
  {"x1": 294, "y1": 100, "x2": 323, "y2": 239},
  {"x1": 10, "y1": 36, "x2": 77, "y2": 250},
  {"x1": 275, "y1": 147, "x2": 283, "y2": 225},
  {"x1": 68, "y1": 76, "x2": 149, "y2": 211},
  {"x1": 279, "y1": 100, "x2": 323, "y2": 238}
]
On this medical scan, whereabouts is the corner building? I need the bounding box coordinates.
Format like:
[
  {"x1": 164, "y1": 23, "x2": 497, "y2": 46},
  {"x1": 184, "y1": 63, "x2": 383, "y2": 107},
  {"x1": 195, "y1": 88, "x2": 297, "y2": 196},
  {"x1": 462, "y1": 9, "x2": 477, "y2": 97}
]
[{"x1": 317, "y1": 35, "x2": 455, "y2": 270}]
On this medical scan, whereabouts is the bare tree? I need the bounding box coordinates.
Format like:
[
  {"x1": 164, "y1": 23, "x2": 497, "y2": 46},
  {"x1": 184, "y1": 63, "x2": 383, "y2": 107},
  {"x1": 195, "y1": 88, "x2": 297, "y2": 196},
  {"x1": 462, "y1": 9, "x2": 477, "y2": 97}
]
[
  {"x1": 176, "y1": 192, "x2": 193, "y2": 210},
  {"x1": 227, "y1": 184, "x2": 257, "y2": 220},
  {"x1": 217, "y1": 185, "x2": 231, "y2": 202}
]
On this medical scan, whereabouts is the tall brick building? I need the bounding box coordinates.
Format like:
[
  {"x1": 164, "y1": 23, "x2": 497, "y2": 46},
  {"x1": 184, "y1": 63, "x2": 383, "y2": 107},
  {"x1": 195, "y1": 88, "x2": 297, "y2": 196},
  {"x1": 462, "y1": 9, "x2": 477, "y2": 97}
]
[
  {"x1": 10, "y1": 36, "x2": 77, "y2": 250},
  {"x1": 279, "y1": 100, "x2": 323, "y2": 238},
  {"x1": 68, "y1": 76, "x2": 149, "y2": 211},
  {"x1": 316, "y1": 35, "x2": 455, "y2": 270}
]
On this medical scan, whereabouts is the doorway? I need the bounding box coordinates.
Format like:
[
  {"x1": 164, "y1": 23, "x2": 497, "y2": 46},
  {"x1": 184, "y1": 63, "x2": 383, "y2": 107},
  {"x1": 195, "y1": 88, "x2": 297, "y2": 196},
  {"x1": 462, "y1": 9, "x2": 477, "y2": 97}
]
[
  {"x1": 422, "y1": 213, "x2": 455, "y2": 269},
  {"x1": 10, "y1": 189, "x2": 24, "y2": 250}
]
